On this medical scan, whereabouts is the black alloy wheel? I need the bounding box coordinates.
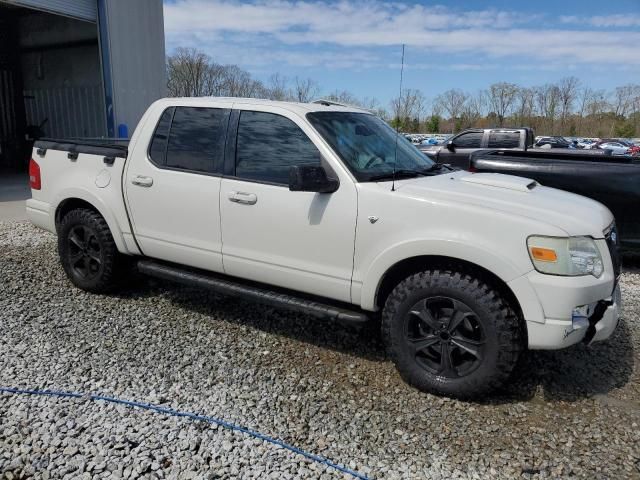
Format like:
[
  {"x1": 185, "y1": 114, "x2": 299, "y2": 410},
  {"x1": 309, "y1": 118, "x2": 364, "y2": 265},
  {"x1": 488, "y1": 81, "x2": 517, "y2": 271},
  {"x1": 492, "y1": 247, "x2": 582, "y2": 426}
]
[
  {"x1": 58, "y1": 208, "x2": 125, "y2": 292},
  {"x1": 67, "y1": 225, "x2": 103, "y2": 280},
  {"x1": 406, "y1": 296, "x2": 485, "y2": 378},
  {"x1": 381, "y1": 269, "x2": 523, "y2": 398}
]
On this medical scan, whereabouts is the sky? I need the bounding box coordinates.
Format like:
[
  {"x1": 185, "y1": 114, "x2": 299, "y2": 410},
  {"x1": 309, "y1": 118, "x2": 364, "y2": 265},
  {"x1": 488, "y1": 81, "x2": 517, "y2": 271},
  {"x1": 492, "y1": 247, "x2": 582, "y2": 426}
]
[{"x1": 162, "y1": 0, "x2": 640, "y2": 106}]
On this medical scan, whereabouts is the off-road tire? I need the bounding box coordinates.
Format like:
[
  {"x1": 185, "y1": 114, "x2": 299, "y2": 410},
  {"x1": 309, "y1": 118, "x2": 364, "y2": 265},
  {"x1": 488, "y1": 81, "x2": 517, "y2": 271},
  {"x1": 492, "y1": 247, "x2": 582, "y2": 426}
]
[
  {"x1": 382, "y1": 268, "x2": 523, "y2": 399},
  {"x1": 58, "y1": 208, "x2": 124, "y2": 293}
]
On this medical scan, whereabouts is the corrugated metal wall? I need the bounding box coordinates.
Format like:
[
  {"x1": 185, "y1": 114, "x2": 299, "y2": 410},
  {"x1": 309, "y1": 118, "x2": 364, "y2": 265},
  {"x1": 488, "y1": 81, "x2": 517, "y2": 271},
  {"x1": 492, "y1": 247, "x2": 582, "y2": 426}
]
[
  {"x1": 0, "y1": 7, "x2": 27, "y2": 170},
  {"x1": 23, "y1": 86, "x2": 105, "y2": 138},
  {"x1": 101, "y1": 0, "x2": 166, "y2": 136},
  {"x1": 2, "y1": 0, "x2": 96, "y2": 22},
  {"x1": 0, "y1": 70, "x2": 18, "y2": 142}
]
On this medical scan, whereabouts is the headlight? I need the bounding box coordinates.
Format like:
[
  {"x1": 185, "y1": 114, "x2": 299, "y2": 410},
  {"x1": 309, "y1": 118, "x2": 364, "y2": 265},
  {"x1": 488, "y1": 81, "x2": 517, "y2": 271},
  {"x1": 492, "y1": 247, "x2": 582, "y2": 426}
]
[{"x1": 527, "y1": 236, "x2": 604, "y2": 278}]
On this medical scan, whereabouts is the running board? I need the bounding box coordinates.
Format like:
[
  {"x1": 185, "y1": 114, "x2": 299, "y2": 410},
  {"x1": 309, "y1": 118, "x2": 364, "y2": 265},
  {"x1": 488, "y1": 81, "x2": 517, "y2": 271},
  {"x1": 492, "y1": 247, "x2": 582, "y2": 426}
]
[{"x1": 137, "y1": 260, "x2": 369, "y2": 324}]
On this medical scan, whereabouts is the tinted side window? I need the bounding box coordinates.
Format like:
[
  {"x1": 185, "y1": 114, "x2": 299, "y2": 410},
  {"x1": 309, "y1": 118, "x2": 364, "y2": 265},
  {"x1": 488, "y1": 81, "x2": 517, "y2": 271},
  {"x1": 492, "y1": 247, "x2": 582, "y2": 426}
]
[
  {"x1": 148, "y1": 107, "x2": 174, "y2": 166},
  {"x1": 454, "y1": 132, "x2": 483, "y2": 148},
  {"x1": 488, "y1": 131, "x2": 520, "y2": 148},
  {"x1": 165, "y1": 107, "x2": 230, "y2": 173},
  {"x1": 236, "y1": 111, "x2": 320, "y2": 184}
]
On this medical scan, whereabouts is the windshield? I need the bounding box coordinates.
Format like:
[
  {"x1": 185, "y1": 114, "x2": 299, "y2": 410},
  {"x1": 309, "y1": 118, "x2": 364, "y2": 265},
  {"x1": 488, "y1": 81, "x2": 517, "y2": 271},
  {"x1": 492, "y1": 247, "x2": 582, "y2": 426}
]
[{"x1": 307, "y1": 111, "x2": 436, "y2": 182}]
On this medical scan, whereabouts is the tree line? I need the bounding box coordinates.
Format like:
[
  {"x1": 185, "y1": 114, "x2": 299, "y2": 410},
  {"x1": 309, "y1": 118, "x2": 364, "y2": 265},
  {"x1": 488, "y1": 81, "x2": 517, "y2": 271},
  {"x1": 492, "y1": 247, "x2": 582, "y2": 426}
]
[{"x1": 167, "y1": 48, "x2": 640, "y2": 137}]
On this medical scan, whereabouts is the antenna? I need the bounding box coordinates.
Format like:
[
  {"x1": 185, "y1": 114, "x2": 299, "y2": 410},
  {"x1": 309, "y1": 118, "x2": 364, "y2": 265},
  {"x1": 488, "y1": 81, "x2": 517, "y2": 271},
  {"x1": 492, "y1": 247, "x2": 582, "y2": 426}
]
[{"x1": 392, "y1": 44, "x2": 405, "y2": 192}]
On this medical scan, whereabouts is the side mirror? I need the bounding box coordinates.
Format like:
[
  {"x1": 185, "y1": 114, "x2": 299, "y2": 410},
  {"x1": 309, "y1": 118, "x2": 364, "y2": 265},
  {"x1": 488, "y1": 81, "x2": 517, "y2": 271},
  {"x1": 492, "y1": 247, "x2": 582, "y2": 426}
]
[
  {"x1": 289, "y1": 165, "x2": 339, "y2": 193},
  {"x1": 446, "y1": 140, "x2": 456, "y2": 152}
]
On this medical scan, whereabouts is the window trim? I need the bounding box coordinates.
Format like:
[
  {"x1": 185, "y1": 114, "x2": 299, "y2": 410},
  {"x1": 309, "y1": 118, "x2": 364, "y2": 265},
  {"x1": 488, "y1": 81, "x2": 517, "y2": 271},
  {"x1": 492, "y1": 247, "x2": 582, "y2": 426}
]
[
  {"x1": 231, "y1": 109, "x2": 325, "y2": 187},
  {"x1": 147, "y1": 106, "x2": 174, "y2": 167},
  {"x1": 145, "y1": 105, "x2": 230, "y2": 177},
  {"x1": 453, "y1": 130, "x2": 484, "y2": 149}
]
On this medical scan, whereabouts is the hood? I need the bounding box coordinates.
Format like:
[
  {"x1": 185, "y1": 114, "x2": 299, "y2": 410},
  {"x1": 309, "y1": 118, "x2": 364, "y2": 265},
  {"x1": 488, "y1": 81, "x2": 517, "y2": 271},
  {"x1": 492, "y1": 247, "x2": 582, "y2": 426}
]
[{"x1": 396, "y1": 171, "x2": 613, "y2": 238}]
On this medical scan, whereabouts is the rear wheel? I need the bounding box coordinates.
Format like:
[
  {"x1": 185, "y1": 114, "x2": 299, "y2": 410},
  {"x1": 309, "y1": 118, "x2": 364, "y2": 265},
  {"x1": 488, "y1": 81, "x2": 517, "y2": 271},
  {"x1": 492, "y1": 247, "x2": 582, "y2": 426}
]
[
  {"x1": 382, "y1": 268, "x2": 523, "y2": 399},
  {"x1": 58, "y1": 208, "x2": 123, "y2": 293}
]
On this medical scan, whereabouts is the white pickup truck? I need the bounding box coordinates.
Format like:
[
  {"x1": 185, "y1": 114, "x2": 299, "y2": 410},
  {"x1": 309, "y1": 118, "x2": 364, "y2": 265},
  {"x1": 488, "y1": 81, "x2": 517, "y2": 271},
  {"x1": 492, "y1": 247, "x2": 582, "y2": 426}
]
[{"x1": 27, "y1": 97, "x2": 621, "y2": 398}]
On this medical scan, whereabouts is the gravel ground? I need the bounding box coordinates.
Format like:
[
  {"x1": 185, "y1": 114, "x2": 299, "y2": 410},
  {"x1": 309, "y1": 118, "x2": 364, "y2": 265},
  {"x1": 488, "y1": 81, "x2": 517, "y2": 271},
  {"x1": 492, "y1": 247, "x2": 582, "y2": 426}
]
[{"x1": 1, "y1": 221, "x2": 639, "y2": 479}]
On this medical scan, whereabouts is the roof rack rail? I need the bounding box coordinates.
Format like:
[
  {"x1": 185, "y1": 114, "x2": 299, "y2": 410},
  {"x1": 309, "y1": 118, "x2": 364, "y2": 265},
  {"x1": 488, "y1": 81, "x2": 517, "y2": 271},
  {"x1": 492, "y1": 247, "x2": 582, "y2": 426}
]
[
  {"x1": 310, "y1": 99, "x2": 374, "y2": 113},
  {"x1": 311, "y1": 99, "x2": 352, "y2": 107}
]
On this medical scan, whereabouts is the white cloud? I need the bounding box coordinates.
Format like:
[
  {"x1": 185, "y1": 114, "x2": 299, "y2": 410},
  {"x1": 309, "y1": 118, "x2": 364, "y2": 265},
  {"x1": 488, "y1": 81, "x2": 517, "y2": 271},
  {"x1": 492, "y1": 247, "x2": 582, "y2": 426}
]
[
  {"x1": 561, "y1": 14, "x2": 640, "y2": 28},
  {"x1": 164, "y1": 1, "x2": 640, "y2": 67}
]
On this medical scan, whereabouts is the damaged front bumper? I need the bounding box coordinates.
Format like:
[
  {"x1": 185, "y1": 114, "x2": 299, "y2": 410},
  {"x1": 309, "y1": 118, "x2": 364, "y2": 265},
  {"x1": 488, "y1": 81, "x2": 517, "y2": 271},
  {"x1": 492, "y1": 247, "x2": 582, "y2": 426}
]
[
  {"x1": 583, "y1": 283, "x2": 622, "y2": 344},
  {"x1": 526, "y1": 283, "x2": 622, "y2": 350}
]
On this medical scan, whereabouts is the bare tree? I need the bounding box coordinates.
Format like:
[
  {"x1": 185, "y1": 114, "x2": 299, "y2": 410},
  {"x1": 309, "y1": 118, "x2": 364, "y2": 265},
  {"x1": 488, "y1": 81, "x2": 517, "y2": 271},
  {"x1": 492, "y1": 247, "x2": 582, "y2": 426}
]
[
  {"x1": 460, "y1": 90, "x2": 485, "y2": 129},
  {"x1": 534, "y1": 84, "x2": 561, "y2": 134},
  {"x1": 167, "y1": 47, "x2": 212, "y2": 97},
  {"x1": 558, "y1": 76, "x2": 580, "y2": 127},
  {"x1": 486, "y1": 82, "x2": 518, "y2": 126},
  {"x1": 390, "y1": 88, "x2": 426, "y2": 131},
  {"x1": 612, "y1": 84, "x2": 636, "y2": 117},
  {"x1": 515, "y1": 87, "x2": 535, "y2": 127},
  {"x1": 267, "y1": 73, "x2": 289, "y2": 101},
  {"x1": 293, "y1": 77, "x2": 320, "y2": 103},
  {"x1": 434, "y1": 89, "x2": 468, "y2": 131},
  {"x1": 165, "y1": 47, "x2": 639, "y2": 137}
]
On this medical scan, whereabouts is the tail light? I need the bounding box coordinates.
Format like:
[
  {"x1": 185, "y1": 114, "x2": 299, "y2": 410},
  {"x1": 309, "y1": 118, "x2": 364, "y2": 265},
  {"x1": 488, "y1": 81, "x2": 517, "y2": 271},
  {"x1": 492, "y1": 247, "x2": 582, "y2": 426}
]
[
  {"x1": 468, "y1": 164, "x2": 477, "y2": 173},
  {"x1": 29, "y1": 158, "x2": 41, "y2": 190}
]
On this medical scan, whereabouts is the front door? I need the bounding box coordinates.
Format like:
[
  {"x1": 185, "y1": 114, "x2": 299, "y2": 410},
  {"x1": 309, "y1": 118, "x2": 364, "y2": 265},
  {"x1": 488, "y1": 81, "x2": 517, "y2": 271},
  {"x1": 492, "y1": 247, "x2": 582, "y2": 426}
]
[
  {"x1": 125, "y1": 104, "x2": 231, "y2": 272},
  {"x1": 220, "y1": 108, "x2": 357, "y2": 303},
  {"x1": 439, "y1": 130, "x2": 484, "y2": 169}
]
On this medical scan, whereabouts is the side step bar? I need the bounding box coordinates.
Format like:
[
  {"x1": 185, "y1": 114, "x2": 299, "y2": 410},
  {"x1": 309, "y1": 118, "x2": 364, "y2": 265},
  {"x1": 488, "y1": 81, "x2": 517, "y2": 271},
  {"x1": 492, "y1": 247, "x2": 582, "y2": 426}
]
[{"x1": 137, "y1": 260, "x2": 369, "y2": 324}]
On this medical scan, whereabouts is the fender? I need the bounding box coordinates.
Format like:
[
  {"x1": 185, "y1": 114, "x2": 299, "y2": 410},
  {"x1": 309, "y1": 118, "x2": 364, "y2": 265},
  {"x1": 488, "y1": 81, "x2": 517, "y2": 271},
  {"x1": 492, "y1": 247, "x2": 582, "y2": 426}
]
[
  {"x1": 358, "y1": 238, "x2": 528, "y2": 311},
  {"x1": 53, "y1": 187, "x2": 134, "y2": 255}
]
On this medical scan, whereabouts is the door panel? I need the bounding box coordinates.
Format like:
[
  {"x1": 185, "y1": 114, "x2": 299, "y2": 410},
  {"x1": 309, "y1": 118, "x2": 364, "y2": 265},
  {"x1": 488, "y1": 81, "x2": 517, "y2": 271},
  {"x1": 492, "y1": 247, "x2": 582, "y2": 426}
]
[
  {"x1": 125, "y1": 104, "x2": 232, "y2": 272},
  {"x1": 220, "y1": 179, "x2": 357, "y2": 302},
  {"x1": 219, "y1": 108, "x2": 357, "y2": 302},
  {"x1": 126, "y1": 167, "x2": 224, "y2": 271}
]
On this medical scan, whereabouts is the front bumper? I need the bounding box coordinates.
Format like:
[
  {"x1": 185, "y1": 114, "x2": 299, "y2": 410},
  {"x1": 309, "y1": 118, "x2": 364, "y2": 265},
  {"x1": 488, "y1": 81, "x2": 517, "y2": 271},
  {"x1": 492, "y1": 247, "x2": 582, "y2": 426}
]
[
  {"x1": 588, "y1": 284, "x2": 622, "y2": 344},
  {"x1": 523, "y1": 283, "x2": 621, "y2": 349},
  {"x1": 508, "y1": 238, "x2": 621, "y2": 350}
]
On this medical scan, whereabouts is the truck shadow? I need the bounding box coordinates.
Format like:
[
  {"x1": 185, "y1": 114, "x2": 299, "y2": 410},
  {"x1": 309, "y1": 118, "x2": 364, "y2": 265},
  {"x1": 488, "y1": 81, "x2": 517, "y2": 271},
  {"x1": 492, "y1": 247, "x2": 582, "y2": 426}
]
[
  {"x1": 494, "y1": 319, "x2": 635, "y2": 404},
  {"x1": 114, "y1": 277, "x2": 635, "y2": 403}
]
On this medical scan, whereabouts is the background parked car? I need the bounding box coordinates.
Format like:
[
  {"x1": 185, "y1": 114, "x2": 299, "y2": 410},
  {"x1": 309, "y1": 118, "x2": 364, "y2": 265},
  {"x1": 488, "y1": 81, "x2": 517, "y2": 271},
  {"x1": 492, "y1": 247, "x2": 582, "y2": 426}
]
[
  {"x1": 595, "y1": 140, "x2": 632, "y2": 155},
  {"x1": 533, "y1": 136, "x2": 571, "y2": 148},
  {"x1": 419, "y1": 127, "x2": 534, "y2": 169}
]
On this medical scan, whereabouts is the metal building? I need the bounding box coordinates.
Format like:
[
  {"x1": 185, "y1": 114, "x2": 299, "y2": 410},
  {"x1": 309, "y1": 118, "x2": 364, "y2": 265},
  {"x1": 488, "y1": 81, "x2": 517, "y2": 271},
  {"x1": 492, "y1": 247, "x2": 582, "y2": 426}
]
[{"x1": 0, "y1": 0, "x2": 166, "y2": 171}]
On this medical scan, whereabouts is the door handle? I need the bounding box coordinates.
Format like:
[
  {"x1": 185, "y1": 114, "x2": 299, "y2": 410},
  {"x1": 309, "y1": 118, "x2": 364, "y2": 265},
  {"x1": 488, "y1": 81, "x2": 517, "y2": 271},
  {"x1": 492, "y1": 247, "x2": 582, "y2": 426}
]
[
  {"x1": 131, "y1": 175, "x2": 153, "y2": 187},
  {"x1": 228, "y1": 191, "x2": 257, "y2": 205}
]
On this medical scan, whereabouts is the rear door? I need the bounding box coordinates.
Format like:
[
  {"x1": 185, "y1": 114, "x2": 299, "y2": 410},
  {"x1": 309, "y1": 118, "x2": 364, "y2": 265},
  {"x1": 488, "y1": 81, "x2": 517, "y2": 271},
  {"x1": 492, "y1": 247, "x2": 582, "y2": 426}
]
[
  {"x1": 125, "y1": 103, "x2": 231, "y2": 272},
  {"x1": 219, "y1": 107, "x2": 358, "y2": 302},
  {"x1": 487, "y1": 130, "x2": 521, "y2": 150}
]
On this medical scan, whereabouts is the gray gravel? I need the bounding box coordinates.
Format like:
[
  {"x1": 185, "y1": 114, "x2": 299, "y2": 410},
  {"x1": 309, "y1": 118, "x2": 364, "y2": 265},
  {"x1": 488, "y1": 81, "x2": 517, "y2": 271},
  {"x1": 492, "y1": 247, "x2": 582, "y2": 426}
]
[{"x1": 1, "y1": 221, "x2": 639, "y2": 479}]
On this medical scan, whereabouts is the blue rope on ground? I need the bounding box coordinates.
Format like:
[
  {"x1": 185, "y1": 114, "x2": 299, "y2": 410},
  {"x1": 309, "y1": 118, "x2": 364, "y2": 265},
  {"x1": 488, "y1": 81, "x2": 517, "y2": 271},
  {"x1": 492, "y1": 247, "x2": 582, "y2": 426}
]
[{"x1": 0, "y1": 386, "x2": 371, "y2": 480}]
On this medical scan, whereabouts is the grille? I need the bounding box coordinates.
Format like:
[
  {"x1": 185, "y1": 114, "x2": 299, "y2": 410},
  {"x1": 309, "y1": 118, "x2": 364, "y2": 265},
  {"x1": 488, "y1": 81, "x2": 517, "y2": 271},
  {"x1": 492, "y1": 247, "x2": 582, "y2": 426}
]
[{"x1": 605, "y1": 224, "x2": 621, "y2": 280}]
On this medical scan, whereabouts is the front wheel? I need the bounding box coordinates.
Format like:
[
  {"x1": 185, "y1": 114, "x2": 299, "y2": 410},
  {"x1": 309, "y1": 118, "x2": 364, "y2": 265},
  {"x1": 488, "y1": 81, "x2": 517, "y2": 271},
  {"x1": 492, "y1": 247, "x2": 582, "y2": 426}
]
[{"x1": 382, "y1": 269, "x2": 523, "y2": 399}]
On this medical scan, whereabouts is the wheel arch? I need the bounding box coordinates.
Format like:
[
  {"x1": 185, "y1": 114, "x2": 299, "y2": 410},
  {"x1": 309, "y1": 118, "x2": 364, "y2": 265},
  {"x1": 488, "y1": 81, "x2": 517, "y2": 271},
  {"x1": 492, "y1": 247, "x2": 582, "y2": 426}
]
[
  {"x1": 54, "y1": 192, "x2": 129, "y2": 254},
  {"x1": 370, "y1": 255, "x2": 525, "y2": 334}
]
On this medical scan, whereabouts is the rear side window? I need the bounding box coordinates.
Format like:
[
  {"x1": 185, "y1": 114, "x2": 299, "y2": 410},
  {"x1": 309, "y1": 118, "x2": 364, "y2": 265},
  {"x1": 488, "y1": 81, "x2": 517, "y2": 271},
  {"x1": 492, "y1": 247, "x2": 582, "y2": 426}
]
[
  {"x1": 148, "y1": 107, "x2": 174, "y2": 166},
  {"x1": 148, "y1": 106, "x2": 229, "y2": 173},
  {"x1": 235, "y1": 111, "x2": 320, "y2": 184},
  {"x1": 165, "y1": 107, "x2": 230, "y2": 173},
  {"x1": 488, "y1": 131, "x2": 520, "y2": 148},
  {"x1": 454, "y1": 131, "x2": 483, "y2": 148}
]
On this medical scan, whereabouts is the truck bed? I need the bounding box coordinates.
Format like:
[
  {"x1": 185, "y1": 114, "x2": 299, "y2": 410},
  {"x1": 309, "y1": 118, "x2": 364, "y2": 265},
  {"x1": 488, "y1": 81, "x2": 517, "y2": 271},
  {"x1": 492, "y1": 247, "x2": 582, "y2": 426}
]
[
  {"x1": 28, "y1": 138, "x2": 137, "y2": 257},
  {"x1": 473, "y1": 148, "x2": 633, "y2": 164},
  {"x1": 35, "y1": 139, "x2": 129, "y2": 160}
]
